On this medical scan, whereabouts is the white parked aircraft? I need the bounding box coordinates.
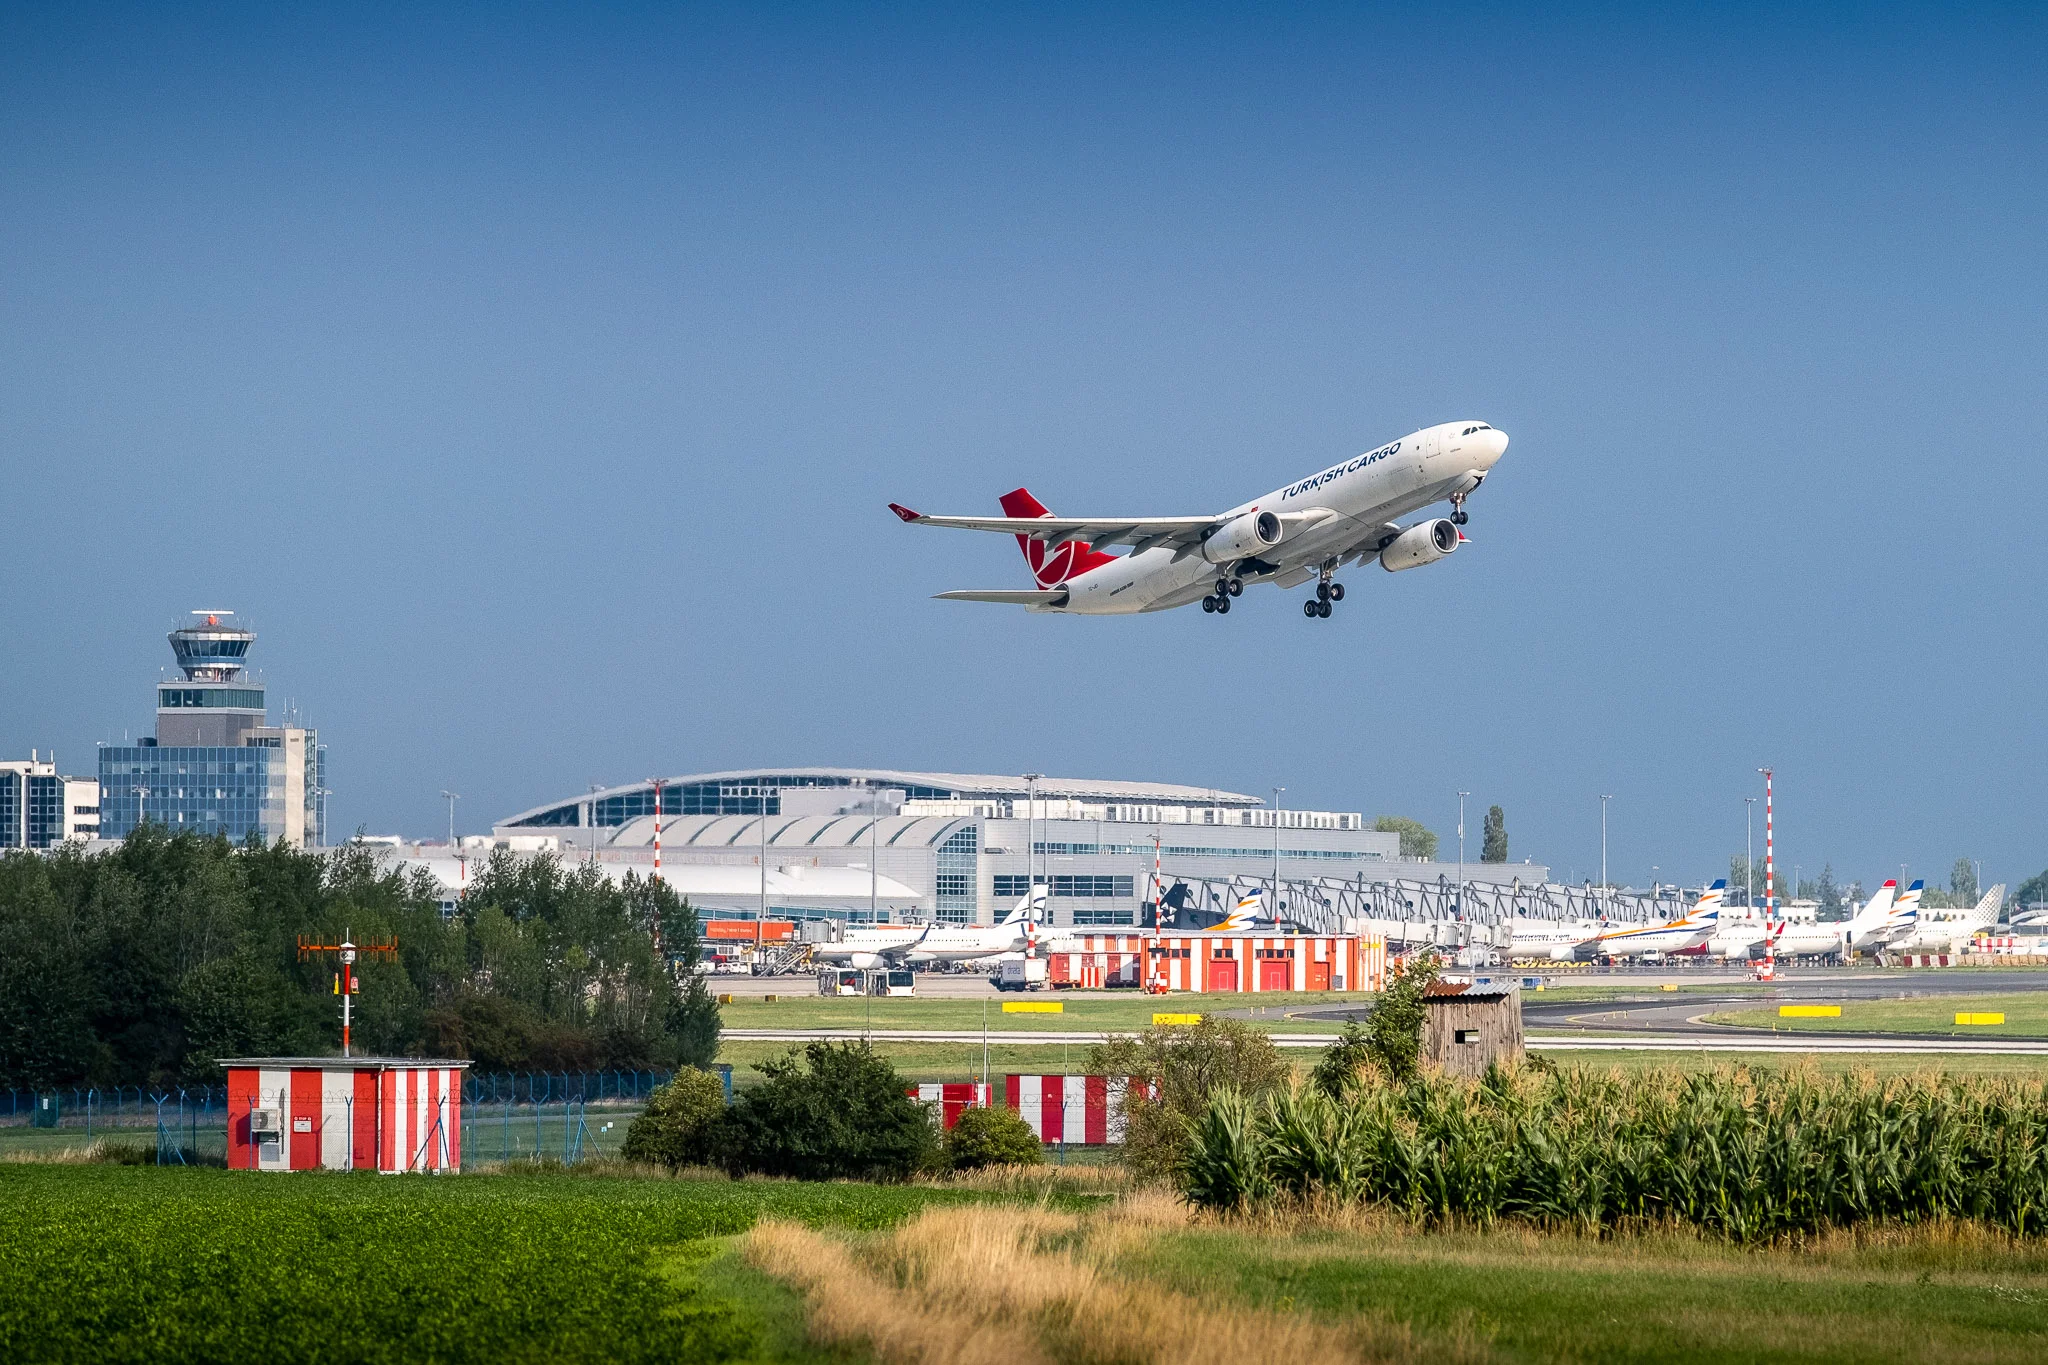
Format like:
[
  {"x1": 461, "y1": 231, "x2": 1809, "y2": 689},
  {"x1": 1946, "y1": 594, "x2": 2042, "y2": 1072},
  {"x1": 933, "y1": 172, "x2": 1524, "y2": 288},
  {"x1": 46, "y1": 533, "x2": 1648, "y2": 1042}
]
[
  {"x1": 1506, "y1": 916, "x2": 1603, "y2": 961},
  {"x1": 811, "y1": 887, "x2": 1046, "y2": 969},
  {"x1": 1765, "y1": 879, "x2": 1898, "y2": 958},
  {"x1": 1888, "y1": 885, "x2": 2004, "y2": 954},
  {"x1": 889, "y1": 421, "x2": 1510, "y2": 619},
  {"x1": 1571, "y1": 881, "x2": 1725, "y2": 961}
]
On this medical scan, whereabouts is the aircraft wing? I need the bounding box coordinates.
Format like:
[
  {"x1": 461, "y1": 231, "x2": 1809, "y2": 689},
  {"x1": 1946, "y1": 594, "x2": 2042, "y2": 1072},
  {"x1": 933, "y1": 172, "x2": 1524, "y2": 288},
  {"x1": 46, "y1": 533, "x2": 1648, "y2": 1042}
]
[
  {"x1": 932, "y1": 589, "x2": 1069, "y2": 606},
  {"x1": 889, "y1": 504, "x2": 1218, "y2": 554}
]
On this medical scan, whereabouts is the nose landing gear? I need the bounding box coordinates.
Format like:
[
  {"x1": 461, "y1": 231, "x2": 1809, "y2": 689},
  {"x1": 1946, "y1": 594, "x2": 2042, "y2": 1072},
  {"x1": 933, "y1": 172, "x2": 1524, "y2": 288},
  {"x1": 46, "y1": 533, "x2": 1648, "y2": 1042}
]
[{"x1": 1449, "y1": 493, "x2": 1470, "y2": 526}]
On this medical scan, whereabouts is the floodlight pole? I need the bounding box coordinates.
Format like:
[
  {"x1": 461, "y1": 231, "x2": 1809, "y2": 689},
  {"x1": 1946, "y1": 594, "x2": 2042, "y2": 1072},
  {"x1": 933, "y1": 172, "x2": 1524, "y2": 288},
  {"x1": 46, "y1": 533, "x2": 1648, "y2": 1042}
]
[
  {"x1": 1598, "y1": 795, "x2": 1612, "y2": 893},
  {"x1": 1272, "y1": 787, "x2": 1285, "y2": 912},
  {"x1": 1744, "y1": 798, "x2": 1756, "y2": 908},
  {"x1": 1023, "y1": 773, "x2": 1044, "y2": 909},
  {"x1": 440, "y1": 791, "x2": 460, "y2": 848},
  {"x1": 1460, "y1": 791, "x2": 1472, "y2": 914}
]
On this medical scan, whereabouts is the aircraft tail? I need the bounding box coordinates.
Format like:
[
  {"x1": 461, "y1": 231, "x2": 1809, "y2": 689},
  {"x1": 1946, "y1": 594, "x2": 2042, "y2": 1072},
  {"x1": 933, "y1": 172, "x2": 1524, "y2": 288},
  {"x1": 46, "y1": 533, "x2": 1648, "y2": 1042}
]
[
  {"x1": 1970, "y1": 884, "x2": 2008, "y2": 932},
  {"x1": 1853, "y1": 879, "x2": 1899, "y2": 928},
  {"x1": 999, "y1": 885, "x2": 1048, "y2": 927},
  {"x1": 999, "y1": 488, "x2": 1118, "y2": 588}
]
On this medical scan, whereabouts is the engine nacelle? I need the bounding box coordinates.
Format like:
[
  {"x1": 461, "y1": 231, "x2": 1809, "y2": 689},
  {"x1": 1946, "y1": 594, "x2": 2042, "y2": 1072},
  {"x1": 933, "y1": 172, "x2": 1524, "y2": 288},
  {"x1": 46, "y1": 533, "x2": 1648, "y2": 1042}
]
[
  {"x1": 1378, "y1": 518, "x2": 1460, "y2": 572},
  {"x1": 845, "y1": 953, "x2": 887, "y2": 970},
  {"x1": 1202, "y1": 510, "x2": 1282, "y2": 565}
]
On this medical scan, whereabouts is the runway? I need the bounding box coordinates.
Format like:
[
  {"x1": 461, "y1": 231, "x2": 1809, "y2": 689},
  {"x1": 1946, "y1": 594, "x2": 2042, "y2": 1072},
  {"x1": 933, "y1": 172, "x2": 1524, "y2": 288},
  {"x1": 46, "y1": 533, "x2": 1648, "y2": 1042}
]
[{"x1": 723, "y1": 1028, "x2": 2048, "y2": 1056}]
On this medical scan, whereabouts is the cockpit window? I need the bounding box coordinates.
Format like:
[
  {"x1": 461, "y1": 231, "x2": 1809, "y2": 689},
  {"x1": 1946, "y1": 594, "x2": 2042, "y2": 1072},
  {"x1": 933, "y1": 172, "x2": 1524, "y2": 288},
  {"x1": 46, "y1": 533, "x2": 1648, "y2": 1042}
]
[{"x1": 1459, "y1": 424, "x2": 1492, "y2": 436}]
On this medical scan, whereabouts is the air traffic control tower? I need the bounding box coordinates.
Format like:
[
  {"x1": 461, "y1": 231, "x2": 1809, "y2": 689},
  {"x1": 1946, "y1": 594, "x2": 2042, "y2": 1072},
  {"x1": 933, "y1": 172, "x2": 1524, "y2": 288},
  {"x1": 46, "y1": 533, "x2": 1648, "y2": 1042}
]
[{"x1": 98, "y1": 612, "x2": 325, "y2": 847}]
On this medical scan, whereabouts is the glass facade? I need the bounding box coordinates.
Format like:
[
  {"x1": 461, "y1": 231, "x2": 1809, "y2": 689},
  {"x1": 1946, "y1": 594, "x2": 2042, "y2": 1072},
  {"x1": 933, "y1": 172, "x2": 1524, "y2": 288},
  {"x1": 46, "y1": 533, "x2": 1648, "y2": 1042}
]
[
  {"x1": 158, "y1": 687, "x2": 266, "y2": 710},
  {"x1": 98, "y1": 741, "x2": 322, "y2": 846},
  {"x1": 995, "y1": 874, "x2": 1135, "y2": 900},
  {"x1": 0, "y1": 772, "x2": 73, "y2": 849},
  {"x1": 935, "y1": 826, "x2": 977, "y2": 924},
  {"x1": 522, "y1": 775, "x2": 961, "y2": 828},
  {"x1": 1032, "y1": 840, "x2": 1383, "y2": 862}
]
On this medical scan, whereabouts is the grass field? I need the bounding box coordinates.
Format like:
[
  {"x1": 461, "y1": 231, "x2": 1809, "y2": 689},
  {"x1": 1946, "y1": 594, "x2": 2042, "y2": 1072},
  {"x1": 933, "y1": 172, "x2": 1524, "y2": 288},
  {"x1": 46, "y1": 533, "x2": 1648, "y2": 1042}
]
[
  {"x1": 744, "y1": 1191, "x2": 2048, "y2": 1363},
  {"x1": 1532, "y1": 1048, "x2": 2048, "y2": 1077},
  {"x1": 1709, "y1": 993, "x2": 2048, "y2": 1037},
  {"x1": 719, "y1": 989, "x2": 1378, "y2": 1034}
]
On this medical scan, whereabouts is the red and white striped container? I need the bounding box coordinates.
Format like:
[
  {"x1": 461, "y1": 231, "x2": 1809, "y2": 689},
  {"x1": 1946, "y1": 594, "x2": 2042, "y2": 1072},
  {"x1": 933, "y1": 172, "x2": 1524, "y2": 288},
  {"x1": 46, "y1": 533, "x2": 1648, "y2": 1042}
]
[
  {"x1": 1048, "y1": 934, "x2": 1384, "y2": 994},
  {"x1": 912, "y1": 1082, "x2": 992, "y2": 1129},
  {"x1": 1004, "y1": 1075, "x2": 1130, "y2": 1144},
  {"x1": 222, "y1": 1057, "x2": 471, "y2": 1173}
]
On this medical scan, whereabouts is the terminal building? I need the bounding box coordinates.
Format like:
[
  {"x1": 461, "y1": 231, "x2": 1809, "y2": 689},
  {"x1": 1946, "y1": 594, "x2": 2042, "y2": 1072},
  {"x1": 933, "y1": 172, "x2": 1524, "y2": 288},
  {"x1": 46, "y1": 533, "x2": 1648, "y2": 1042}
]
[
  {"x1": 97, "y1": 613, "x2": 325, "y2": 848},
  {"x1": 486, "y1": 769, "x2": 1547, "y2": 927}
]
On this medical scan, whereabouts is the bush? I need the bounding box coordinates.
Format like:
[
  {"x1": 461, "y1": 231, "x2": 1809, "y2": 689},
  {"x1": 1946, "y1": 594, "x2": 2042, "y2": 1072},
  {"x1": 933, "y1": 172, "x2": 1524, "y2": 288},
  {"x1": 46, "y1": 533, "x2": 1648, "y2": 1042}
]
[
  {"x1": 1090, "y1": 1017, "x2": 1290, "y2": 1185},
  {"x1": 942, "y1": 1104, "x2": 1045, "y2": 1171},
  {"x1": 713, "y1": 1042, "x2": 937, "y2": 1182},
  {"x1": 620, "y1": 1068, "x2": 727, "y2": 1168},
  {"x1": 1180, "y1": 1063, "x2": 2048, "y2": 1241},
  {"x1": 1362, "y1": 955, "x2": 1439, "y2": 1082}
]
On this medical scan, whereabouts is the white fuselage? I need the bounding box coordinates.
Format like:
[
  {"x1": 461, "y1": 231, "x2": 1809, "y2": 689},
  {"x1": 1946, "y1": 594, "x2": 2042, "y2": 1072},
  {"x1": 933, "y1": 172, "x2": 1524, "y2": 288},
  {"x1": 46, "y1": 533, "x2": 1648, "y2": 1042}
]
[
  {"x1": 812, "y1": 920, "x2": 1035, "y2": 968},
  {"x1": 1052, "y1": 422, "x2": 1508, "y2": 613},
  {"x1": 1507, "y1": 917, "x2": 1601, "y2": 961}
]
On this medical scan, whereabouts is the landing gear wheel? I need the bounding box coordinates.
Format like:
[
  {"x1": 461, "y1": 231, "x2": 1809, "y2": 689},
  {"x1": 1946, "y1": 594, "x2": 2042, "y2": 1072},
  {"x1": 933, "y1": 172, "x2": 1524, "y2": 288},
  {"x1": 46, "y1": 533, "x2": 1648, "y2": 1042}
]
[
  {"x1": 1450, "y1": 495, "x2": 1469, "y2": 526},
  {"x1": 1317, "y1": 599, "x2": 1333, "y2": 618},
  {"x1": 1329, "y1": 582, "x2": 1345, "y2": 602},
  {"x1": 1202, "y1": 595, "x2": 1218, "y2": 613},
  {"x1": 1315, "y1": 582, "x2": 1330, "y2": 602},
  {"x1": 1453, "y1": 510, "x2": 1469, "y2": 526},
  {"x1": 1226, "y1": 577, "x2": 1243, "y2": 597},
  {"x1": 1215, "y1": 595, "x2": 1231, "y2": 614},
  {"x1": 1303, "y1": 599, "x2": 1319, "y2": 619},
  {"x1": 1215, "y1": 578, "x2": 1230, "y2": 598}
]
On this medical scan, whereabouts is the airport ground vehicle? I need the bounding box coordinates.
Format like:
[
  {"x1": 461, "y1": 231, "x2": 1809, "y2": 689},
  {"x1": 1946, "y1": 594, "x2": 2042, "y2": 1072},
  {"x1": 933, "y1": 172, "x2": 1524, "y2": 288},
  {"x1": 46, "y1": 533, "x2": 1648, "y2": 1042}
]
[{"x1": 995, "y1": 958, "x2": 1049, "y2": 992}]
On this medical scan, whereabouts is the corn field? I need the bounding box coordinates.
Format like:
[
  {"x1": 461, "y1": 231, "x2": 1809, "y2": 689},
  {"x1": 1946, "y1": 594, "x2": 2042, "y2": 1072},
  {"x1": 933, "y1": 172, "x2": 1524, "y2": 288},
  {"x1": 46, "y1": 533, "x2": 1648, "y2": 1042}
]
[{"x1": 1181, "y1": 1065, "x2": 2048, "y2": 1241}]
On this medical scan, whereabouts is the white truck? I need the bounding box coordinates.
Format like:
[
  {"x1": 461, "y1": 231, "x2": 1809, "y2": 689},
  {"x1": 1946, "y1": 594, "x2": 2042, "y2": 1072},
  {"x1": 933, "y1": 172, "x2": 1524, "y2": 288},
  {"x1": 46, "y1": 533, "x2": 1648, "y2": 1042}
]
[{"x1": 995, "y1": 957, "x2": 1049, "y2": 992}]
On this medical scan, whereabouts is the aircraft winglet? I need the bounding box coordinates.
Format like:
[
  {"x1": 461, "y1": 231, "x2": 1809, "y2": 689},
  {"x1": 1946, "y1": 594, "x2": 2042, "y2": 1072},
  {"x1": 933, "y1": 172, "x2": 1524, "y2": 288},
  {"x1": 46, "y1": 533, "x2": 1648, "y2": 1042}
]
[{"x1": 888, "y1": 503, "x2": 923, "y2": 523}]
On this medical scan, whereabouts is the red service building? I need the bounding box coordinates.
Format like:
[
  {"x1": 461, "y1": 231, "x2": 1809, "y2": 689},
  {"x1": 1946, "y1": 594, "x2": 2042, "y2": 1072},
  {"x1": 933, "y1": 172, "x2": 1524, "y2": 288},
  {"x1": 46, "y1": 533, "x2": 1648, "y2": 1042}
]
[
  {"x1": 221, "y1": 1057, "x2": 471, "y2": 1173},
  {"x1": 1048, "y1": 933, "x2": 1385, "y2": 993}
]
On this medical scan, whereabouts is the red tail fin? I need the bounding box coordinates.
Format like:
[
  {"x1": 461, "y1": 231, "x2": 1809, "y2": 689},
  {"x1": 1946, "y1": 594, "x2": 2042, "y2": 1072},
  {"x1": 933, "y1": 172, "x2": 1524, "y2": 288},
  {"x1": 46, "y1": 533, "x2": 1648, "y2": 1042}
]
[{"x1": 999, "y1": 488, "x2": 1117, "y2": 588}]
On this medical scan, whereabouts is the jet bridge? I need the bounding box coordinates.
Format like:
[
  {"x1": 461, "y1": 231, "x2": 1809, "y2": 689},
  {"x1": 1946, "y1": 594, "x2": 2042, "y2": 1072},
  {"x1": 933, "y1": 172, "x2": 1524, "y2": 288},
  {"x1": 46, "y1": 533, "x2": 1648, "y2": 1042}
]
[{"x1": 1152, "y1": 872, "x2": 1693, "y2": 947}]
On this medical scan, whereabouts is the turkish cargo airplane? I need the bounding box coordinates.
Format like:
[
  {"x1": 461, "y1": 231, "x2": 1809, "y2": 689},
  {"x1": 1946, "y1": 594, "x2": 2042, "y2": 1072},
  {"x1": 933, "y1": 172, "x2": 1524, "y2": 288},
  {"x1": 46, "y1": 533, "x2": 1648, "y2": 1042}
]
[
  {"x1": 813, "y1": 887, "x2": 1046, "y2": 969},
  {"x1": 888, "y1": 421, "x2": 1509, "y2": 620},
  {"x1": 1572, "y1": 881, "x2": 1725, "y2": 961}
]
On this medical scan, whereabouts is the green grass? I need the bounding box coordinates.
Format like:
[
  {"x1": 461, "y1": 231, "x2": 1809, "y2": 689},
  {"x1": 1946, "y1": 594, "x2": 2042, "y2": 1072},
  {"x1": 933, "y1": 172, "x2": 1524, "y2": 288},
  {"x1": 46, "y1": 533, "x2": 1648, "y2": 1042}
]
[
  {"x1": 1709, "y1": 993, "x2": 2048, "y2": 1037},
  {"x1": 1118, "y1": 1221, "x2": 2048, "y2": 1363},
  {"x1": 0, "y1": 1164, "x2": 980, "y2": 1362},
  {"x1": 719, "y1": 990, "x2": 1379, "y2": 1035}
]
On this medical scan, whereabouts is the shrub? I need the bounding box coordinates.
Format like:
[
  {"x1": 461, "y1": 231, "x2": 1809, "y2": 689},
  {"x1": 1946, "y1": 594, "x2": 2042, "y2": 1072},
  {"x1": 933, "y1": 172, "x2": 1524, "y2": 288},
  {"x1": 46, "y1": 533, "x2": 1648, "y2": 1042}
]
[
  {"x1": 943, "y1": 1105, "x2": 1045, "y2": 1171},
  {"x1": 620, "y1": 1068, "x2": 727, "y2": 1168},
  {"x1": 1090, "y1": 1017, "x2": 1290, "y2": 1185},
  {"x1": 713, "y1": 1042, "x2": 938, "y2": 1182},
  {"x1": 1361, "y1": 955, "x2": 1438, "y2": 1082},
  {"x1": 1309, "y1": 1018, "x2": 1374, "y2": 1101}
]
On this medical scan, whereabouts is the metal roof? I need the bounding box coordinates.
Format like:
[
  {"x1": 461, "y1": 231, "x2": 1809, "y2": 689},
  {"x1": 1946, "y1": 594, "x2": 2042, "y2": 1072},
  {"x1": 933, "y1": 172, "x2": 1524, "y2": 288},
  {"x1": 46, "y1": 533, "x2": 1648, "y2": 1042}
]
[
  {"x1": 606, "y1": 813, "x2": 975, "y2": 850},
  {"x1": 216, "y1": 1057, "x2": 473, "y2": 1069},
  {"x1": 499, "y1": 766, "x2": 1263, "y2": 827}
]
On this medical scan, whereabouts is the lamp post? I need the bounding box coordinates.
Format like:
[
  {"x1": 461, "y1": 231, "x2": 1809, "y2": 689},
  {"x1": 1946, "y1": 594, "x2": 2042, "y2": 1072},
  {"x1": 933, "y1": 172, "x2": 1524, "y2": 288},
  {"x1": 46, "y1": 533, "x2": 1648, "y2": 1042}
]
[
  {"x1": 1744, "y1": 798, "x2": 1756, "y2": 908},
  {"x1": 1598, "y1": 795, "x2": 1612, "y2": 892},
  {"x1": 134, "y1": 785, "x2": 150, "y2": 835},
  {"x1": 1458, "y1": 791, "x2": 1471, "y2": 914},
  {"x1": 440, "y1": 790, "x2": 460, "y2": 848},
  {"x1": 869, "y1": 779, "x2": 880, "y2": 924},
  {"x1": 1271, "y1": 787, "x2": 1285, "y2": 912},
  {"x1": 1023, "y1": 774, "x2": 1043, "y2": 917}
]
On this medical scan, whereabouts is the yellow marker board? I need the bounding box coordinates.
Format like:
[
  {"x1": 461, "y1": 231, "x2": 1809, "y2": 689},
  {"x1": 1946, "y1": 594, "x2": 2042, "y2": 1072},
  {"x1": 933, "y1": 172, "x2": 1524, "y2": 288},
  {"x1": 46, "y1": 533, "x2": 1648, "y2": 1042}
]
[
  {"x1": 1660, "y1": 984, "x2": 1678, "y2": 992},
  {"x1": 1957, "y1": 1012, "x2": 2006, "y2": 1026},
  {"x1": 1779, "y1": 1004, "x2": 1841, "y2": 1018},
  {"x1": 1153, "y1": 1013, "x2": 1203, "y2": 1026},
  {"x1": 1002, "y1": 1001, "x2": 1063, "y2": 1014}
]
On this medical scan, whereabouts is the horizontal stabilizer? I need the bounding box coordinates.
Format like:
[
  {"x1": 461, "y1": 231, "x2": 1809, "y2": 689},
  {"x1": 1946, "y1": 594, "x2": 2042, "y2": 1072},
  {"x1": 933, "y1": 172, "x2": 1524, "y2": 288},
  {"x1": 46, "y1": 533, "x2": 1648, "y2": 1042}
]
[{"x1": 933, "y1": 589, "x2": 1069, "y2": 606}]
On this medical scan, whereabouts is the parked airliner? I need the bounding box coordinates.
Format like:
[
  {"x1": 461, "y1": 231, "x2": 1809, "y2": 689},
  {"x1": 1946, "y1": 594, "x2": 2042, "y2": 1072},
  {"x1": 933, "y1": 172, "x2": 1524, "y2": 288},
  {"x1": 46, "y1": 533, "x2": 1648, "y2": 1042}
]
[
  {"x1": 889, "y1": 421, "x2": 1509, "y2": 619},
  {"x1": 812, "y1": 888, "x2": 1045, "y2": 969},
  {"x1": 1888, "y1": 885, "x2": 2005, "y2": 954},
  {"x1": 1571, "y1": 881, "x2": 1725, "y2": 961},
  {"x1": 1764, "y1": 880, "x2": 1897, "y2": 959}
]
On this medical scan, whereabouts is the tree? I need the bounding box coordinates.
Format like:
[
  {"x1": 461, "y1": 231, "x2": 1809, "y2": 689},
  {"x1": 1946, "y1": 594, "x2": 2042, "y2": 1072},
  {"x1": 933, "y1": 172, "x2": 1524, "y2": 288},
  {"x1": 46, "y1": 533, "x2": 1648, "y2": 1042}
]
[
  {"x1": 943, "y1": 1105, "x2": 1044, "y2": 1170},
  {"x1": 1090, "y1": 1017, "x2": 1290, "y2": 1184},
  {"x1": 2017, "y1": 870, "x2": 2048, "y2": 912},
  {"x1": 1815, "y1": 864, "x2": 1842, "y2": 919},
  {"x1": 621, "y1": 1067, "x2": 727, "y2": 1168},
  {"x1": 1362, "y1": 955, "x2": 1440, "y2": 1081},
  {"x1": 1481, "y1": 806, "x2": 1507, "y2": 863},
  {"x1": 712, "y1": 1042, "x2": 937, "y2": 1181},
  {"x1": 1374, "y1": 815, "x2": 1439, "y2": 861},
  {"x1": 1951, "y1": 859, "x2": 1979, "y2": 905}
]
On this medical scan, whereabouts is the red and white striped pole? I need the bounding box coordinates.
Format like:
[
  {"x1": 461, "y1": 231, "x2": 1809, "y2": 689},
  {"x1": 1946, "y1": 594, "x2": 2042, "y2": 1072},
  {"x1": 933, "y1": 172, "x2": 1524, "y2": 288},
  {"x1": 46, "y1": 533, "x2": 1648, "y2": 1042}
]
[
  {"x1": 1761, "y1": 767, "x2": 1775, "y2": 973},
  {"x1": 650, "y1": 778, "x2": 662, "y2": 882}
]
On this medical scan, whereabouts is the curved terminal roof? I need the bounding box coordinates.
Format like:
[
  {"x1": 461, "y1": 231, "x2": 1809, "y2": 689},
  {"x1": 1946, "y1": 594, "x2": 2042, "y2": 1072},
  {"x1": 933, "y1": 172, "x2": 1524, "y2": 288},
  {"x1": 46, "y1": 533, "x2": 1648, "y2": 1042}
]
[
  {"x1": 604, "y1": 813, "x2": 975, "y2": 851},
  {"x1": 499, "y1": 767, "x2": 1263, "y2": 830}
]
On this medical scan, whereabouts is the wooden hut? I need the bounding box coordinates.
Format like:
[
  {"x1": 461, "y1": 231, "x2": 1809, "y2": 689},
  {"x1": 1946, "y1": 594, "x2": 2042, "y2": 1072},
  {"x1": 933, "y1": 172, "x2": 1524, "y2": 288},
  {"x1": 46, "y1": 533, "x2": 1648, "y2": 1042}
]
[{"x1": 1420, "y1": 983, "x2": 1524, "y2": 1078}]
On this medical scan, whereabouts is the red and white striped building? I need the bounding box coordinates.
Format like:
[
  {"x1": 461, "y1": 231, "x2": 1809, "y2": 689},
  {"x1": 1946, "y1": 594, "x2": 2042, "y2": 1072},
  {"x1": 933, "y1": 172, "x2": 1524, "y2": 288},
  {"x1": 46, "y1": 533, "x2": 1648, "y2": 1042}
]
[
  {"x1": 912, "y1": 1076, "x2": 1138, "y2": 1145},
  {"x1": 1046, "y1": 933, "x2": 1384, "y2": 993},
  {"x1": 222, "y1": 1057, "x2": 470, "y2": 1173}
]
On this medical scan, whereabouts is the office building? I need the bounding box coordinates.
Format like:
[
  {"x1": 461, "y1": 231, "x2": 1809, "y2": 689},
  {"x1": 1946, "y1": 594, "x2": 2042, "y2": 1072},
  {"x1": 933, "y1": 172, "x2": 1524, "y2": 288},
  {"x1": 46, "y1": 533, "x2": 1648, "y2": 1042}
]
[
  {"x1": 97, "y1": 612, "x2": 324, "y2": 847},
  {"x1": 0, "y1": 752, "x2": 99, "y2": 847}
]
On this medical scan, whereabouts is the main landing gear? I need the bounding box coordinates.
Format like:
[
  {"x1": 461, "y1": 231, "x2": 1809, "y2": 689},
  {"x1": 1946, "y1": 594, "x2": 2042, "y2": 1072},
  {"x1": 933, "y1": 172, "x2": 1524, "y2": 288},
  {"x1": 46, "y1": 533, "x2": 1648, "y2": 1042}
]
[
  {"x1": 1302, "y1": 568, "x2": 1344, "y2": 620},
  {"x1": 1202, "y1": 573, "x2": 1243, "y2": 615},
  {"x1": 1449, "y1": 492, "x2": 1470, "y2": 526}
]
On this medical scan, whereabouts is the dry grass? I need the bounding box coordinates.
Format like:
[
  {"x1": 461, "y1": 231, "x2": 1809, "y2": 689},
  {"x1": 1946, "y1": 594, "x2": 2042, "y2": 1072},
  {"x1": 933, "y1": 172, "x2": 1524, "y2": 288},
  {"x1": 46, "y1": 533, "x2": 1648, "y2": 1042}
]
[
  {"x1": 917, "y1": 1161, "x2": 1132, "y2": 1196},
  {"x1": 746, "y1": 1192, "x2": 1474, "y2": 1365}
]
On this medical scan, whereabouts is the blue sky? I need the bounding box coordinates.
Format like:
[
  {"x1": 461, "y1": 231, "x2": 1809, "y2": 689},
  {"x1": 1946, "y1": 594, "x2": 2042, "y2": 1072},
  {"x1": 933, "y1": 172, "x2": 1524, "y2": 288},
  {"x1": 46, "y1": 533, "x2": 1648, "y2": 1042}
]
[{"x1": 3, "y1": 4, "x2": 2043, "y2": 892}]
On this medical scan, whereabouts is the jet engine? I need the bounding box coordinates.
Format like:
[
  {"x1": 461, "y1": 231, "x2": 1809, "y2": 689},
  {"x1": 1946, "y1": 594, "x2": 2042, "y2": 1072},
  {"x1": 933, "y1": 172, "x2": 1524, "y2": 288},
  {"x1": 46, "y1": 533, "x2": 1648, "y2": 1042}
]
[
  {"x1": 1202, "y1": 510, "x2": 1283, "y2": 564},
  {"x1": 845, "y1": 953, "x2": 887, "y2": 970},
  {"x1": 1378, "y1": 518, "x2": 1460, "y2": 572}
]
